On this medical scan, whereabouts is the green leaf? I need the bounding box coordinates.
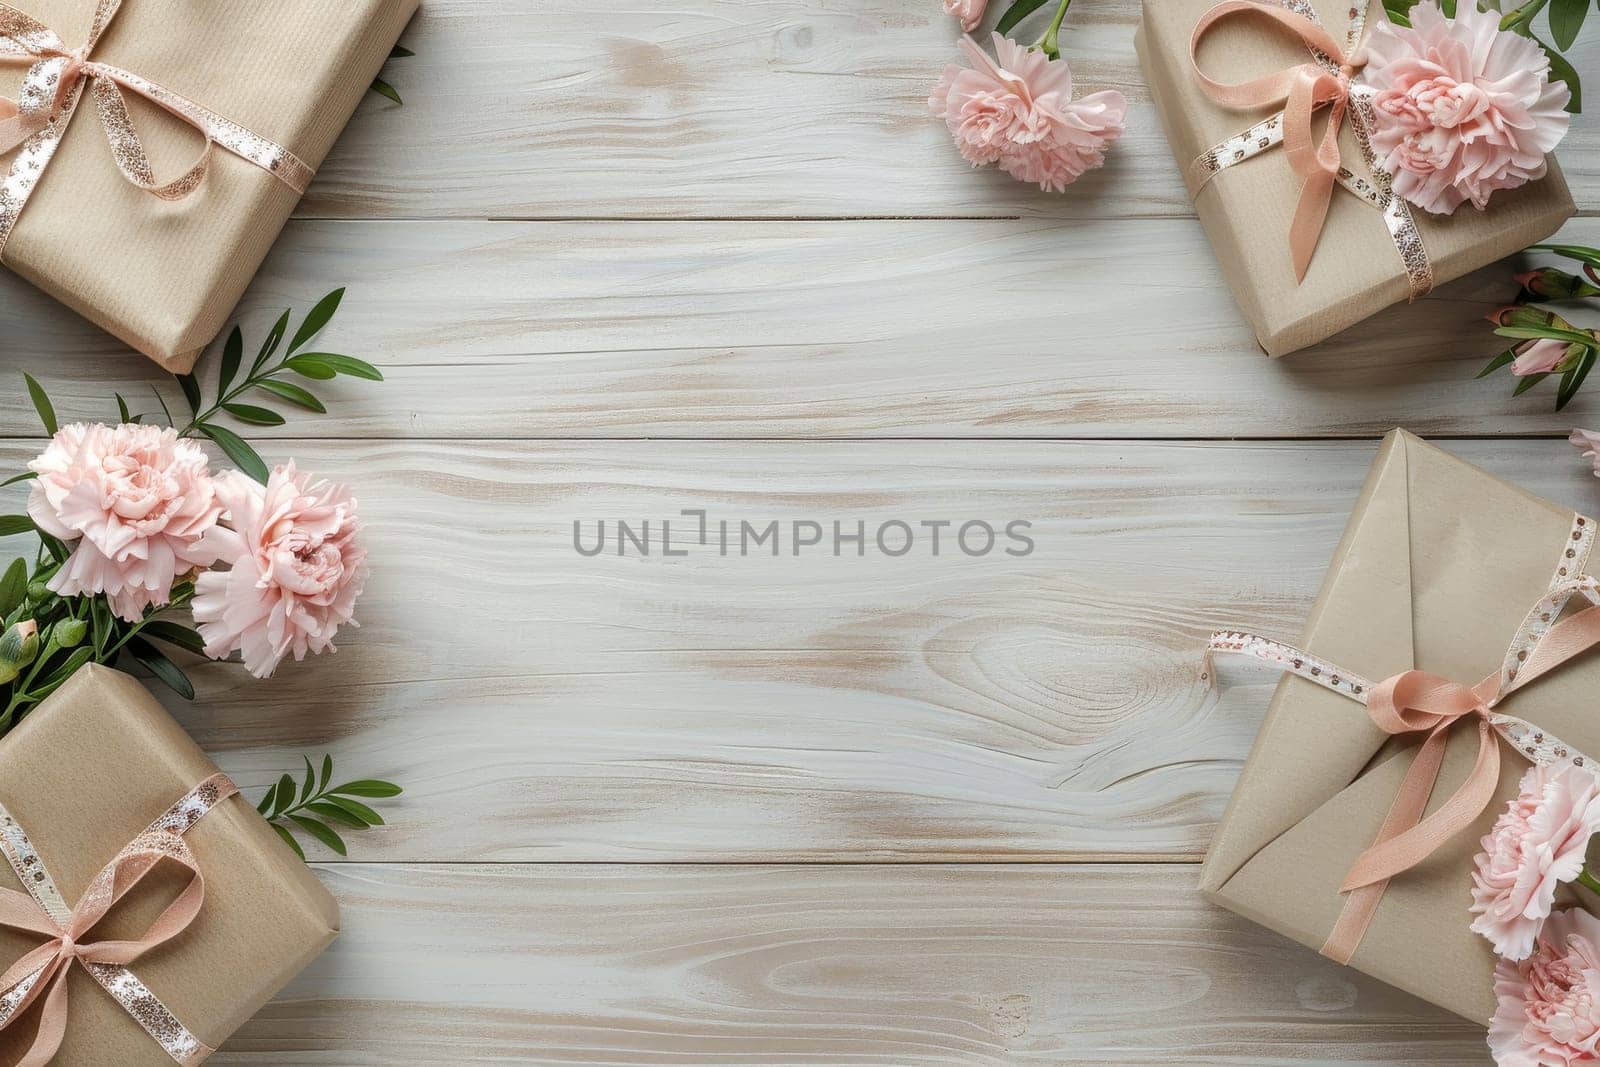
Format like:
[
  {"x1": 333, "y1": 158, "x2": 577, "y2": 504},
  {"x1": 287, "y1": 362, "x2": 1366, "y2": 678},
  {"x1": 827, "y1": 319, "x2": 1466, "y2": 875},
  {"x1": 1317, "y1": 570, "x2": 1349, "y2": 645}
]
[
  {"x1": 0, "y1": 472, "x2": 36, "y2": 488},
  {"x1": 1532, "y1": 243, "x2": 1600, "y2": 268},
  {"x1": 1551, "y1": 0, "x2": 1590, "y2": 50},
  {"x1": 256, "y1": 379, "x2": 326, "y2": 414},
  {"x1": 176, "y1": 373, "x2": 202, "y2": 415},
  {"x1": 23, "y1": 374, "x2": 55, "y2": 436},
  {"x1": 149, "y1": 385, "x2": 174, "y2": 427},
  {"x1": 287, "y1": 815, "x2": 347, "y2": 856},
  {"x1": 272, "y1": 822, "x2": 306, "y2": 861},
  {"x1": 1477, "y1": 348, "x2": 1518, "y2": 378},
  {"x1": 218, "y1": 326, "x2": 244, "y2": 396},
  {"x1": 139, "y1": 620, "x2": 207, "y2": 656},
  {"x1": 0, "y1": 559, "x2": 25, "y2": 617},
  {"x1": 331, "y1": 779, "x2": 403, "y2": 799},
  {"x1": 256, "y1": 781, "x2": 276, "y2": 815},
  {"x1": 1514, "y1": 371, "x2": 1550, "y2": 396},
  {"x1": 115, "y1": 393, "x2": 131, "y2": 424},
  {"x1": 369, "y1": 77, "x2": 403, "y2": 105},
  {"x1": 1383, "y1": 0, "x2": 1420, "y2": 24},
  {"x1": 253, "y1": 309, "x2": 291, "y2": 374},
  {"x1": 307, "y1": 801, "x2": 368, "y2": 828},
  {"x1": 321, "y1": 753, "x2": 334, "y2": 791},
  {"x1": 272, "y1": 773, "x2": 297, "y2": 817},
  {"x1": 283, "y1": 356, "x2": 338, "y2": 381},
  {"x1": 1540, "y1": 37, "x2": 1583, "y2": 112},
  {"x1": 36, "y1": 647, "x2": 91, "y2": 690},
  {"x1": 390, "y1": 44, "x2": 415, "y2": 58},
  {"x1": 301, "y1": 755, "x2": 317, "y2": 803},
  {"x1": 199, "y1": 424, "x2": 269, "y2": 484},
  {"x1": 127, "y1": 638, "x2": 195, "y2": 700},
  {"x1": 1558, "y1": 349, "x2": 1597, "y2": 410},
  {"x1": 321, "y1": 794, "x2": 384, "y2": 826},
  {"x1": 0, "y1": 516, "x2": 33, "y2": 538},
  {"x1": 221, "y1": 403, "x2": 286, "y2": 427},
  {"x1": 295, "y1": 353, "x2": 383, "y2": 382},
  {"x1": 37, "y1": 533, "x2": 67, "y2": 565},
  {"x1": 1495, "y1": 324, "x2": 1600, "y2": 348},
  {"x1": 289, "y1": 289, "x2": 345, "y2": 355},
  {"x1": 995, "y1": 0, "x2": 1051, "y2": 34}
]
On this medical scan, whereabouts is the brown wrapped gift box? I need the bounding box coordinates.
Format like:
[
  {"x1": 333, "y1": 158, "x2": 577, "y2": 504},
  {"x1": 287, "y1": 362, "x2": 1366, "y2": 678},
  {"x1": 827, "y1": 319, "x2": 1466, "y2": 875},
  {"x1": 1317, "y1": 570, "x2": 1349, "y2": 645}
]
[
  {"x1": 1135, "y1": 0, "x2": 1576, "y2": 356},
  {"x1": 0, "y1": 665, "x2": 338, "y2": 1064},
  {"x1": 1199, "y1": 430, "x2": 1600, "y2": 1023},
  {"x1": 0, "y1": 0, "x2": 418, "y2": 373}
]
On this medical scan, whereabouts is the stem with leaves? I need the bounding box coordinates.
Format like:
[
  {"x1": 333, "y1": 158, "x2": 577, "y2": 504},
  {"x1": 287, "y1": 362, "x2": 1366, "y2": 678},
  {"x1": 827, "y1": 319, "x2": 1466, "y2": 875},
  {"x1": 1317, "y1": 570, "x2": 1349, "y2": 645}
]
[
  {"x1": 256, "y1": 754, "x2": 402, "y2": 859},
  {"x1": 170, "y1": 288, "x2": 382, "y2": 483},
  {"x1": 1478, "y1": 244, "x2": 1600, "y2": 411}
]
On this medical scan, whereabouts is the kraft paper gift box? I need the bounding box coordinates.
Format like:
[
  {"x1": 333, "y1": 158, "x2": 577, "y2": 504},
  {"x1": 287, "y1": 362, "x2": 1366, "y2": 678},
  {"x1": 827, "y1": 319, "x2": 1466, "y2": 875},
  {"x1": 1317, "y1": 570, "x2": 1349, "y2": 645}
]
[
  {"x1": 1135, "y1": 0, "x2": 1576, "y2": 357},
  {"x1": 0, "y1": 664, "x2": 339, "y2": 1064},
  {"x1": 1199, "y1": 430, "x2": 1600, "y2": 1024},
  {"x1": 0, "y1": 0, "x2": 418, "y2": 373}
]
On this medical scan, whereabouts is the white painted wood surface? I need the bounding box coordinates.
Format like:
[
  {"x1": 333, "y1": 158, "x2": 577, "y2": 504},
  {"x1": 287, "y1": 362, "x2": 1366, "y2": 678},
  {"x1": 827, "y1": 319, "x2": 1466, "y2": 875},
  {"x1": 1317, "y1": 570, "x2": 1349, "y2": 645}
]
[{"x1": 2, "y1": 0, "x2": 1597, "y2": 1062}]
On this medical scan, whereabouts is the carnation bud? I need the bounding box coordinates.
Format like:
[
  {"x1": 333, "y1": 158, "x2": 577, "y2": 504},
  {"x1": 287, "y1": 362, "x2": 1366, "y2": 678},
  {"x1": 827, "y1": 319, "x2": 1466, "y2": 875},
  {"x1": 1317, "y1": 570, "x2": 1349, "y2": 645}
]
[
  {"x1": 25, "y1": 581, "x2": 47, "y2": 602},
  {"x1": 0, "y1": 620, "x2": 40, "y2": 684},
  {"x1": 52, "y1": 618, "x2": 86, "y2": 649},
  {"x1": 1516, "y1": 267, "x2": 1600, "y2": 301}
]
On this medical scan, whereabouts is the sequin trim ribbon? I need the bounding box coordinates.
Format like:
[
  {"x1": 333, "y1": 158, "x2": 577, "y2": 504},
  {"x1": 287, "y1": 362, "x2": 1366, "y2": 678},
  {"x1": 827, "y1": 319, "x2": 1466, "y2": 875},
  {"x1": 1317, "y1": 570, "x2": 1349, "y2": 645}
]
[
  {"x1": 0, "y1": 773, "x2": 238, "y2": 1066},
  {"x1": 0, "y1": 0, "x2": 313, "y2": 257},
  {"x1": 1186, "y1": 0, "x2": 1433, "y2": 298},
  {"x1": 1205, "y1": 514, "x2": 1599, "y2": 964}
]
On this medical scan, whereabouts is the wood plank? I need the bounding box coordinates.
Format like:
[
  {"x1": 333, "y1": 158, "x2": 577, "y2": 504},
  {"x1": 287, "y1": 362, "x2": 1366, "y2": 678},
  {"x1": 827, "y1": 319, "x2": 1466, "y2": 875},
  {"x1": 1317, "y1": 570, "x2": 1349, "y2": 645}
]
[
  {"x1": 3, "y1": 437, "x2": 1594, "y2": 863},
  {"x1": 219, "y1": 863, "x2": 1488, "y2": 1065},
  {"x1": 5, "y1": 217, "x2": 1599, "y2": 441},
  {"x1": 307, "y1": 0, "x2": 1600, "y2": 221}
]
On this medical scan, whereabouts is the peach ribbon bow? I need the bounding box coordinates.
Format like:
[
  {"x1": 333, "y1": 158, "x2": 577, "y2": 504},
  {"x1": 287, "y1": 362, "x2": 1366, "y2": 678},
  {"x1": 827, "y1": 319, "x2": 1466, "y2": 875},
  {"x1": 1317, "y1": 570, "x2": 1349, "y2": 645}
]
[
  {"x1": 1185, "y1": 0, "x2": 1433, "y2": 297},
  {"x1": 1190, "y1": 0, "x2": 1366, "y2": 281},
  {"x1": 0, "y1": 774, "x2": 237, "y2": 1066},
  {"x1": 0, "y1": 0, "x2": 313, "y2": 254},
  {"x1": 1207, "y1": 515, "x2": 1600, "y2": 963}
]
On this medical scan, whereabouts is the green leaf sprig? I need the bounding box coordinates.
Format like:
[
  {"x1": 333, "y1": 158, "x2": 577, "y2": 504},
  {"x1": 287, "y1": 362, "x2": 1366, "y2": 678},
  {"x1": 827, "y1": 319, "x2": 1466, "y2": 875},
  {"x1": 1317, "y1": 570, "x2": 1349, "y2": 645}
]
[
  {"x1": 257, "y1": 754, "x2": 402, "y2": 860},
  {"x1": 369, "y1": 44, "x2": 414, "y2": 106},
  {"x1": 1385, "y1": 0, "x2": 1586, "y2": 113},
  {"x1": 171, "y1": 288, "x2": 382, "y2": 483}
]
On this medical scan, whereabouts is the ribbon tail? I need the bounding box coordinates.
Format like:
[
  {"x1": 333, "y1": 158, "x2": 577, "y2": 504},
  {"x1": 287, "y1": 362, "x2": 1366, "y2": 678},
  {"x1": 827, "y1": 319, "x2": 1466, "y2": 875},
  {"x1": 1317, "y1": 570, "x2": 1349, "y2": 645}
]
[
  {"x1": 14, "y1": 958, "x2": 71, "y2": 1067},
  {"x1": 1290, "y1": 171, "x2": 1335, "y2": 283},
  {"x1": 1339, "y1": 716, "x2": 1501, "y2": 892}
]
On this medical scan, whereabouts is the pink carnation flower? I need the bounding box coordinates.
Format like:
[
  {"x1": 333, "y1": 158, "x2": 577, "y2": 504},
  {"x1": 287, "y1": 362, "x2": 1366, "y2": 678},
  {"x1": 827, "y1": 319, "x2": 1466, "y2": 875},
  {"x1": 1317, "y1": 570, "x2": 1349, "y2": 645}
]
[
  {"x1": 929, "y1": 33, "x2": 1126, "y2": 192},
  {"x1": 943, "y1": 0, "x2": 987, "y2": 33},
  {"x1": 1364, "y1": 2, "x2": 1571, "y2": 215},
  {"x1": 1471, "y1": 759, "x2": 1600, "y2": 961},
  {"x1": 1489, "y1": 908, "x2": 1600, "y2": 1066},
  {"x1": 193, "y1": 464, "x2": 368, "y2": 679},
  {"x1": 28, "y1": 423, "x2": 222, "y2": 622}
]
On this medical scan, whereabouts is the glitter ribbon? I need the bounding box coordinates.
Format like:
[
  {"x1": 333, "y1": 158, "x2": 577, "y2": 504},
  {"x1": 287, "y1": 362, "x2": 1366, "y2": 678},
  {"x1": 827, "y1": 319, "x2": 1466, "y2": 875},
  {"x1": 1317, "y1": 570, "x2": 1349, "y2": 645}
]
[
  {"x1": 1205, "y1": 514, "x2": 1600, "y2": 963},
  {"x1": 1187, "y1": 0, "x2": 1433, "y2": 297},
  {"x1": 0, "y1": 773, "x2": 238, "y2": 1066},
  {"x1": 0, "y1": 0, "x2": 314, "y2": 256}
]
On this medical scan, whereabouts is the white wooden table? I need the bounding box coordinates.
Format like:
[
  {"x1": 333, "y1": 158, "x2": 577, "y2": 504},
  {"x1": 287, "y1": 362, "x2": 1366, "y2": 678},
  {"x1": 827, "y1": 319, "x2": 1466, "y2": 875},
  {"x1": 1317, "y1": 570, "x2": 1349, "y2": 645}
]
[{"x1": 2, "y1": 3, "x2": 1597, "y2": 1063}]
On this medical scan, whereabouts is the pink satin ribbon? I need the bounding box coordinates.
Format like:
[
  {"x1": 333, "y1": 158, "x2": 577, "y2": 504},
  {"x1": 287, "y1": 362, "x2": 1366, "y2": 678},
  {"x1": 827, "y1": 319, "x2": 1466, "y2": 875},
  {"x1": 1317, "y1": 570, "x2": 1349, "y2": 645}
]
[
  {"x1": 0, "y1": 773, "x2": 237, "y2": 1066},
  {"x1": 0, "y1": 0, "x2": 313, "y2": 254},
  {"x1": 1207, "y1": 515, "x2": 1600, "y2": 963},
  {"x1": 1190, "y1": 0, "x2": 1369, "y2": 281}
]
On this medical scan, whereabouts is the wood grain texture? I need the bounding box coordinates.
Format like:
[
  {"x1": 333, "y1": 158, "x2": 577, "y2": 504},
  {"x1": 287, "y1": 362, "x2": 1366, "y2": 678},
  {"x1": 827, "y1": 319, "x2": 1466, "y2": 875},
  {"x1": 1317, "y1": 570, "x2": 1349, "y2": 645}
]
[
  {"x1": 4, "y1": 217, "x2": 1599, "y2": 441},
  {"x1": 215, "y1": 863, "x2": 1490, "y2": 1065},
  {"x1": 306, "y1": 0, "x2": 1600, "y2": 222},
  {"x1": 3, "y1": 437, "x2": 1593, "y2": 864}
]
